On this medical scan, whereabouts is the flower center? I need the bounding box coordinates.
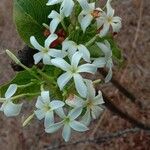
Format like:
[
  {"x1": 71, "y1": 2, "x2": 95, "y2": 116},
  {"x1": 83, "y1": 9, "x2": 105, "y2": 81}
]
[
  {"x1": 86, "y1": 100, "x2": 93, "y2": 109},
  {"x1": 70, "y1": 66, "x2": 78, "y2": 74},
  {"x1": 64, "y1": 117, "x2": 70, "y2": 123},
  {"x1": 42, "y1": 48, "x2": 49, "y2": 53},
  {"x1": 43, "y1": 104, "x2": 51, "y2": 112},
  {"x1": 107, "y1": 17, "x2": 113, "y2": 23}
]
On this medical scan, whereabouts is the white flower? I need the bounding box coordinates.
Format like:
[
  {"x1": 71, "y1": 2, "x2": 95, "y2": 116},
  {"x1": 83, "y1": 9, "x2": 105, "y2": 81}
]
[
  {"x1": 51, "y1": 52, "x2": 97, "y2": 98},
  {"x1": 34, "y1": 91, "x2": 65, "y2": 128},
  {"x1": 0, "y1": 84, "x2": 22, "y2": 117},
  {"x1": 66, "y1": 80, "x2": 104, "y2": 126},
  {"x1": 77, "y1": 0, "x2": 101, "y2": 32},
  {"x1": 45, "y1": 108, "x2": 88, "y2": 142},
  {"x1": 97, "y1": 0, "x2": 122, "y2": 37},
  {"x1": 93, "y1": 40, "x2": 113, "y2": 82},
  {"x1": 47, "y1": 0, "x2": 74, "y2": 17},
  {"x1": 48, "y1": 10, "x2": 64, "y2": 33},
  {"x1": 62, "y1": 40, "x2": 90, "y2": 62},
  {"x1": 30, "y1": 34, "x2": 66, "y2": 65}
]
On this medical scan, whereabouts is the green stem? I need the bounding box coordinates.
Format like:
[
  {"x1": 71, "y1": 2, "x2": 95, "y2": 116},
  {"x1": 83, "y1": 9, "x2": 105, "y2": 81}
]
[
  {"x1": 42, "y1": 23, "x2": 49, "y2": 30},
  {"x1": 6, "y1": 50, "x2": 41, "y2": 80},
  {"x1": 20, "y1": 63, "x2": 41, "y2": 80},
  {"x1": 17, "y1": 82, "x2": 35, "y2": 88},
  {"x1": 36, "y1": 69, "x2": 56, "y2": 84},
  {"x1": 36, "y1": 69, "x2": 63, "y2": 99},
  {"x1": 85, "y1": 34, "x2": 99, "y2": 47},
  {"x1": 11, "y1": 92, "x2": 40, "y2": 101},
  {"x1": 61, "y1": 20, "x2": 67, "y2": 32}
]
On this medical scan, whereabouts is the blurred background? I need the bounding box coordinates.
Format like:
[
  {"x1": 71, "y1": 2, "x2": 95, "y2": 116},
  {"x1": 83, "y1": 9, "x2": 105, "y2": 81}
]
[{"x1": 0, "y1": 0, "x2": 150, "y2": 149}]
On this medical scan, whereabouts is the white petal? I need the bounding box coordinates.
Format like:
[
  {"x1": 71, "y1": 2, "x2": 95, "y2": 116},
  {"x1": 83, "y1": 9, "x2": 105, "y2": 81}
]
[
  {"x1": 85, "y1": 79, "x2": 95, "y2": 100},
  {"x1": 99, "y1": 23, "x2": 110, "y2": 37},
  {"x1": 5, "y1": 84, "x2": 17, "y2": 99},
  {"x1": 57, "y1": 72, "x2": 72, "y2": 90},
  {"x1": 60, "y1": 0, "x2": 74, "y2": 17},
  {"x1": 78, "y1": 44, "x2": 90, "y2": 62},
  {"x1": 71, "y1": 52, "x2": 82, "y2": 68},
  {"x1": 96, "y1": 16, "x2": 105, "y2": 29},
  {"x1": 45, "y1": 34, "x2": 58, "y2": 48},
  {"x1": 78, "y1": 64, "x2": 97, "y2": 74},
  {"x1": 112, "y1": 16, "x2": 122, "y2": 22},
  {"x1": 65, "y1": 95, "x2": 84, "y2": 108},
  {"x1": 80, "y1": 14, "x2": 93, "y2": 32},
  {"x1": 35, "y1": 96, "x2": 44, "y2": 109},
  {"x1": 104, "y1": 40, "x2": 111, "y2": 50},
  {"x1": 55, "y1": 107, "x2": 66, "y2": 119},
  {"x1": 81, "y1": 109, "x2": 91, "y2": 126},
  {"x1": 96, "y1": 42, "x2": 111, "y2": 54},
  {"x1": 51, "y1": 58, "x2": 70, "y2": 71},
  {"x1": 68, "y1": 108, "x2": 82, "y2": 120},
  {"x1": 30, "y1": 36, "x2": 43, "y2": 51},
  {"x1": 105, "y1": 68, "x2": 112, "y2": 83},
  {"x1": 34, "y1": 109, "x2": 45, "y2": 120},
  {"x1": 4, "y1": 102, "x2": 22, "y2": 117},
  {"x1": 50, "y1": 18, "x2": 61, "y2": 33},
  {"x1": 44, "y1": 111, "x2": 54, "y2": 128},
  {"x1": 43, "y1": 54, "x2": 51, "y2": 65},
  {"x1": 106, "y1": 0, "x2": 114, "y2": 17},
  {"x1": 41, "y1": 91, "x2": 50, "y2": 103},
  {"x1": 111, "y1": 22, "x2": 122, "y2": 33},
  {"x1": 93, "y1": 91, "x2": 104, "y2": 105},
  {"x1": 69, "y1": 120, "x2": 89, "y2": 132},
  {"x1": 33, "y1": 52, "x2": 43, "y2": 64},
  {"x1": 93, "y1": 57, "x2": 106, "y2": 68},
  {"x1": 45, "y1": 121, "x2": 63, "y2": 133},
  {"x1": 62, "y1": 124, "x2": 71, "y2": 142},
  {"x1": 48, "y1": 10, "x2": 60, "y2": 19},
  {"x1": 62, "y1": 40, "x2": 77, "y2": 52},
  {"x1": 74, "y1": 74, "x2": 87, "y2": 98},
  {"x1": 50, "y1": 100, "x2": 65, "y2": 109},
  {"x1": 47, "y1": 0, "x2": 62, "y2": 5},
  {"x1": 91, "y1": 106, "x2": 103, "y2": 119},
  {"x1": 48, "y1": 49, "x2": 66, "y2": 58},
  {"x1": 77, "y1": 0, "x2": 90, "y2": 11}
]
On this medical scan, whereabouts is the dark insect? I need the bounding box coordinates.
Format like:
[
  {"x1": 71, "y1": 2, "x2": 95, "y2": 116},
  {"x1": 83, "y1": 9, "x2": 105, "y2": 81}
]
[{"x1": 11, "y1": 45, "x2": 37, "y2": 71}]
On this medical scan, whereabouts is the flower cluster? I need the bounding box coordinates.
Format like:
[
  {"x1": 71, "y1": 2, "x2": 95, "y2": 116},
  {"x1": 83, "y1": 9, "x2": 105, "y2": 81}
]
[{"x1": 1, "y1": 0, "x2": 122, "y2": 142}]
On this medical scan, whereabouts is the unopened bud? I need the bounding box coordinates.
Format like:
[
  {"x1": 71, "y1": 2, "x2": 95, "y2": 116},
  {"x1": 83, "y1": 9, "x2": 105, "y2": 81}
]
[
  {"x1": 6, "y1": 50, "x2": 21, "y2": 65},
  {"x1": 22, "y1": 113, "x2": 34, "y2": 127}
]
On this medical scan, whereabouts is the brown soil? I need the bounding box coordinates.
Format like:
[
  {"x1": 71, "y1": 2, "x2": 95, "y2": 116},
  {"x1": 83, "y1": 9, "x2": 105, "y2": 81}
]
[{"x1": 0, "y1": 0, "x2": 150, "y2": 150}]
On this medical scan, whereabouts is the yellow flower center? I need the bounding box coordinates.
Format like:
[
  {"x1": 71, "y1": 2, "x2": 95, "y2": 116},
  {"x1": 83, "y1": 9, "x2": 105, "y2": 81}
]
[
  {"x1": 86, "y1": 100, "x2": 93, "y2": 109},
  {"x1": 70, "y1": 66, "x2": 78, "y2": 74},
  {"x1": 43, "y1": 104, "x2": 51, "y2": 112},
  {"x1": 107, "y1": 17, "x2": 113, "y2": 23},
  {"x1": 42, "y1": 48, "x2": 49, "y2": 53}
]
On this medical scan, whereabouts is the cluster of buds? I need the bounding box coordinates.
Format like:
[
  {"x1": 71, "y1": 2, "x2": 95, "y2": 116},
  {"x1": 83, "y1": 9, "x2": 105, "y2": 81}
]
[{"x1": 1, "y1": 0, "x2": 122, "y2": 142}]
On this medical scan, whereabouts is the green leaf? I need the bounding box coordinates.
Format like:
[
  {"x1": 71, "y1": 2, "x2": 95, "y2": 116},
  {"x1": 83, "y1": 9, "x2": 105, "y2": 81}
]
[
  {"x1": 13, "y1": 0, "x2": 55, "y2": 46},
  {"x1": 0, "y1": 70, "x2": 40, "y2": 99},
  {"x1": 109, "y1": 39, "x2": 124, "y2": 64},
  {"x1": 88, "y1": 36, "x2": 123, "y2": 64},
  {"x1": 88, "y1": 44, "x2": 103, "y2": 58}
]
